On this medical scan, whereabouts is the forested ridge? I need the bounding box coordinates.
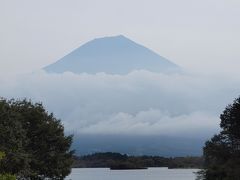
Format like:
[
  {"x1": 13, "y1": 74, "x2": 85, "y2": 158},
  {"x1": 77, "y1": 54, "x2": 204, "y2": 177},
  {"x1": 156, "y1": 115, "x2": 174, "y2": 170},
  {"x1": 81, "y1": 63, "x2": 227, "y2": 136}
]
[{"x1": 73, "y1": 152, "x2": 203, "y2": 169}]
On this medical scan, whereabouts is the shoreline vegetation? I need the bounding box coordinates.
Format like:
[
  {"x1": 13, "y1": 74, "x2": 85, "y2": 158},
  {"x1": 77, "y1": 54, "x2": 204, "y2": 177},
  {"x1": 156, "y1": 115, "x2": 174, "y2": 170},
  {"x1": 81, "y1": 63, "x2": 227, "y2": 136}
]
[{"x1": 72, "y1": 152, "x2": 203, "y2": 170}]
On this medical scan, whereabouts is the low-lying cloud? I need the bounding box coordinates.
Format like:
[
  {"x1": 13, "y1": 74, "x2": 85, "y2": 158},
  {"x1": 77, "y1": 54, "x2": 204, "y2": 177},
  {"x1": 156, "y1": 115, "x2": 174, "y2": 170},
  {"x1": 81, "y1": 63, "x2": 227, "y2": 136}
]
[{"x1": 0, "y1": 70, "x2": 239, "y2": 139}]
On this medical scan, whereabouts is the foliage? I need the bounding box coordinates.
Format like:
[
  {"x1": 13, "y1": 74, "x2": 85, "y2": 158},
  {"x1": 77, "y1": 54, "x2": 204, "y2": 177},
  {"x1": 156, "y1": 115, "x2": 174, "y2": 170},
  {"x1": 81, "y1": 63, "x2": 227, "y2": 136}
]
[
  {"x1": 0, "y1": 152, "x2": 5, "y2": 160},
  {"x1": 0, "y1": 174, "x2": 16, "y2": 180},
  {"x1": 199, "y1": 97, "x2": 240, "y2": 180},
  {"x1": 0, "y1": 152, "x2": 16, "y2": 180},
  {"x1": 0, "y1": 98, "x2": 74, "y2": 179}
]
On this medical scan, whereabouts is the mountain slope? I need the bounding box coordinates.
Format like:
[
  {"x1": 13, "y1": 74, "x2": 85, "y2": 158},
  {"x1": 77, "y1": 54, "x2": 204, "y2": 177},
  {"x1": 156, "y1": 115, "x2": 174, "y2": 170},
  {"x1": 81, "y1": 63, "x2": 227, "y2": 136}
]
[{"x1": 44, "y1": 35, "x2": 179, "y2": 74}]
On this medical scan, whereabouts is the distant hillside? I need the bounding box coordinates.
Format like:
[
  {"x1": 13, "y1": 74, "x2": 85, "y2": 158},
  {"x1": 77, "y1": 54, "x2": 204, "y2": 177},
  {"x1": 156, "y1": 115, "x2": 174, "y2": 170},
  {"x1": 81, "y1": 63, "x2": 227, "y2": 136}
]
[
  {"x1": 71, "y1": 134, "x2": 205, "y2": 157},
  {"x1": 44, "y1": 35, "x2": 179, "y2": 74},
  {"x1": 72, "y1": 152, "x2": 204, "y2": 169}
]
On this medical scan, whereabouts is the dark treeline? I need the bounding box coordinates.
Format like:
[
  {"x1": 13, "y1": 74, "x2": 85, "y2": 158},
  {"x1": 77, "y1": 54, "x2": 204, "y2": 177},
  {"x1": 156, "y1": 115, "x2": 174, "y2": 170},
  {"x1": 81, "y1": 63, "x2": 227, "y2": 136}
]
[{"x1": 73, "y1": 152, "x2": 204, "y2": 169}]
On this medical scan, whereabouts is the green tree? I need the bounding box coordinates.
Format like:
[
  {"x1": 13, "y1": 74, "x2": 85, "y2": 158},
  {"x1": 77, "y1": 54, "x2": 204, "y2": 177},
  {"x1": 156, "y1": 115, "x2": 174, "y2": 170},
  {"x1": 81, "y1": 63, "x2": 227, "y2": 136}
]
[
  {"x1": 0, "y1": 99, "x2": 29, "y2": 176},
  {"x1": 0, "y1": 98, "x2": 74, "y2": 179},
  {"x1": 199, "y1": 97, "x2": 240, "y2": 180},
  {"x1": 0, "y1": 152, "x2": 5, "y2": 160},
  {"x1": 0, "y1": 151, "x2": 15, "y2": 180}
]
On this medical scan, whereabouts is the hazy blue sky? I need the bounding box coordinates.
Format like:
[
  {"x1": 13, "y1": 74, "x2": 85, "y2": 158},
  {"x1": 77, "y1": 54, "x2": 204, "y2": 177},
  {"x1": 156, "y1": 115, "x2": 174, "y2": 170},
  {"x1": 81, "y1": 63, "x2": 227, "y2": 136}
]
[{"x1": 1, "y1": 0, "x2": 240, "y2": 76}]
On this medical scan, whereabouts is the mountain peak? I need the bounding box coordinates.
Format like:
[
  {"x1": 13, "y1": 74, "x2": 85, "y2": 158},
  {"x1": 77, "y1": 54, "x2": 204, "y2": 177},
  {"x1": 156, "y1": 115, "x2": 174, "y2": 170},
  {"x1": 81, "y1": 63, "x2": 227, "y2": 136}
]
[
  {"x1": 44, "y1": 35, "x2": 179, "y2": 74},
  {"x1": 99, "y1": 34, "x2": 127, "y2": 39},
  {"x1": 91, "y1": 35, "x2": 135, "y2": 45},
  {"x1": 91, "y1": 35, "x2": 129, "y2": 42}
]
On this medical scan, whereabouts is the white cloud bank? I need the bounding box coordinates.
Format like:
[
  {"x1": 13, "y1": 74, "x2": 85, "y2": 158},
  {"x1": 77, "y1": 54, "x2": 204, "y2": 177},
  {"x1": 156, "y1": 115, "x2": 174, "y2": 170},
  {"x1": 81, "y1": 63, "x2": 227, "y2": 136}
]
[{"x1": 0, "y1": 70, "x2": 239, "y2": 138}]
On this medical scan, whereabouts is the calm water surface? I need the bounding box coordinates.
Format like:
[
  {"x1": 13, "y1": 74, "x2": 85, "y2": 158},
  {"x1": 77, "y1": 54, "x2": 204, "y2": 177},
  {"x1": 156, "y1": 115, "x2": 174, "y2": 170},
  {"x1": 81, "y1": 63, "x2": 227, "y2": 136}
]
[{"x1": 66, "y1": 168, "x2": 198, "y2": 180}]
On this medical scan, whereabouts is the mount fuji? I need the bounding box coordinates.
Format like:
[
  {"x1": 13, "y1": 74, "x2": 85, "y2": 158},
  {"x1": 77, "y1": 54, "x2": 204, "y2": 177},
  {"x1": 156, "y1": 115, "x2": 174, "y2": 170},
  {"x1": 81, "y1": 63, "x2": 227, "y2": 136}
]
[{"x1": 44, "y1": 35, "x2": 179, "y2": 74}]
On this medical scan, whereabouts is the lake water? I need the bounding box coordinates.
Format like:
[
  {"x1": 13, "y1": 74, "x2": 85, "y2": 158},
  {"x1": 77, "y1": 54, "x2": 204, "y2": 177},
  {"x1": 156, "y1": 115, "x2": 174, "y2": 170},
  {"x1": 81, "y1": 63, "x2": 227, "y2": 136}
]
[{"x1": 66, "y1": 168, "x2": 199, "y2": 180}]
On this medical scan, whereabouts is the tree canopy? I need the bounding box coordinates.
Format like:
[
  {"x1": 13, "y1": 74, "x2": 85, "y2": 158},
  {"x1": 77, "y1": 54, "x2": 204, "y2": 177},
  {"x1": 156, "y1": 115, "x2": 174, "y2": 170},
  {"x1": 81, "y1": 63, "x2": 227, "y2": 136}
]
[
  {"x1": 199, "y1": 97, "x2": 240, "y2": 180},
  {"x1": 0, "y1": 98, "x2": 74, "y2": 179}
]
